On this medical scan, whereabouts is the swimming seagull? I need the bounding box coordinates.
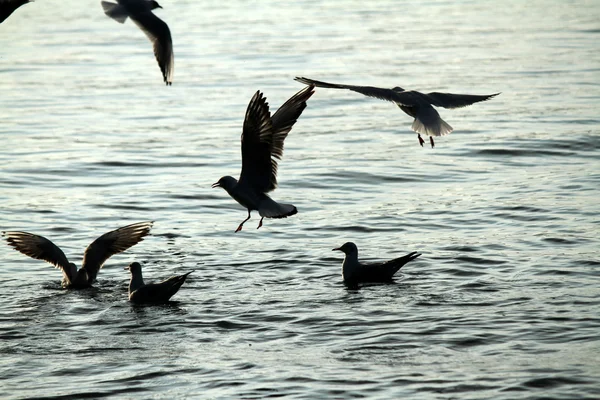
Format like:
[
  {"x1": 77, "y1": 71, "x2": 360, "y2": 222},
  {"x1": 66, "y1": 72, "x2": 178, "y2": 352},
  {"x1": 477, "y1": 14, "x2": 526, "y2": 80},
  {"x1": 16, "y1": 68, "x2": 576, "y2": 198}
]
[
  {"x1": 125, "y1": 261, "x2": 192, "y2": 303},
  {"x1": 0, "y1": 0, "x2": 32, "y2": 24},
  {"x1": 3, "y1": 221, "x2": 153, "y2": 288},
  {"x1": 333, "y1": 242, "x2": 421, "y2": 285},
  {"x1": 212, "y1": 85, "x2": 315, "y2": 232},
  {"x1": 101, "y1": 0, "x2": 174, "y2": 85},
  {"x1": 295, "y1": 76, "x2": 499, "y2": 148}
]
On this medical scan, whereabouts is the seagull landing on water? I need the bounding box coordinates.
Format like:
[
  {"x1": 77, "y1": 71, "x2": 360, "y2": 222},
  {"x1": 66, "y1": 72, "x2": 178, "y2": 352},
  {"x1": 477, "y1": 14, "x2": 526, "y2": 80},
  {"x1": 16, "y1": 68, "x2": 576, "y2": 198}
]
[
  {"x1": 0, "y1": 0, "x2": 32, "y2": 24},
  {"x1": 333, "y1": 242, "x2": 421, "y2": 286},
  {"x1": 101, "y1": 0, "x2": 174, "y2": 85},
  {"x1": 3, "y1": 222, "x2": 153, "y2": 288},
  {"x1": 125, "y1": 262, "x2": 192, "y2": 304},
  {"x1": 295, "y1": 77, "x2": 499, "y2": 148},
  {"x1": 212, "y1": 85, "x2": 315, "y2": 232}
]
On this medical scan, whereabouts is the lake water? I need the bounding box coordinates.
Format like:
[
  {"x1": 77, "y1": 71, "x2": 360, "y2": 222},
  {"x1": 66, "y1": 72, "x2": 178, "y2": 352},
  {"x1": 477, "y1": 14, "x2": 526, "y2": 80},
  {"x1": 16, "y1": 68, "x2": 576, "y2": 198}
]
[{"x1": 1, "y1": 0, "x2": 599, "y2": 398}]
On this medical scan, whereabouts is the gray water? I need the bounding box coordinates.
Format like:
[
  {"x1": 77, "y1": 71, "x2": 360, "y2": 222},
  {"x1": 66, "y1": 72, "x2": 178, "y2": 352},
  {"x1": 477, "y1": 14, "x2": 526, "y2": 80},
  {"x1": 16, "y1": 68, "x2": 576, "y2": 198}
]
[{"x1": 1, "y1": 0, "x2": 599, "y2": 398}]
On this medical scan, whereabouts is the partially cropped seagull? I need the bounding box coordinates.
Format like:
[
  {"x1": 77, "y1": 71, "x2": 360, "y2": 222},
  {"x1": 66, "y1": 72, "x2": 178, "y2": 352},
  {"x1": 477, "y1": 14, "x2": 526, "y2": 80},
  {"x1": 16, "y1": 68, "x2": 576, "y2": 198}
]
[
  {"x1": 125, "y1": 262, "x2": 192, "y2": 303},
  {"x1": 101, "y1": 0, "x2": 174, "y2": 85},
  {"x1": 333, "y1": 242, "x2": 421, "y2": 285},
  {"x1": 295, "y1": 76, "x2": 499, "y2": 148},
  {"x1": 0, "y1": 0, "x2": 32, "y2": 24},
  {"x1": 212, "y1": 85, "x2": 315, "y2": 232},
  {"x1": 3, "y1": 221, "x2": 153, "y2": 288}
]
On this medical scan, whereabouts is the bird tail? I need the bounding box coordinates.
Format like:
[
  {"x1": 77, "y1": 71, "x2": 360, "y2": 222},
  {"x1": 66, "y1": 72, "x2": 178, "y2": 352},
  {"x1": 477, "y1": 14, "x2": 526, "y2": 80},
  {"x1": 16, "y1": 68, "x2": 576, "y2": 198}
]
[
  {"x1": 258, "y1": 196, "x2": 298, "y2": 219},
  {"x1": 166, "y1": 272, "x2": 193, "y2": 297},
  {"x1": 101, "y1": 1, "x2": 129, "y2": 24},
  {"x1": 388, "y1": 251, "x2": 422, "y2": 275},
  {"x1": 412, "y1": 115, "x2": 453, "y2": 137}
]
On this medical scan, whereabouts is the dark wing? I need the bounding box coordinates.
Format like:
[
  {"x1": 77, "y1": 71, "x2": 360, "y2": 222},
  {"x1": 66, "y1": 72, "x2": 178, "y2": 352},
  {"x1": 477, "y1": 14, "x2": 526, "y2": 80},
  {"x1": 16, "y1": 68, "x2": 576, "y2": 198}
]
[
  {"x1": 295, "y1": 76, "x2": 405, "y2": 104},
  {"x1": 2, "y1": 231, "x2": 73, "y2": 278},
  {"x1": 267, "y1": 84, "x2": 315, "y2": 191},
  {"x1": 130, "y1": 272, "x2": 192, "y2": 303},
  {"x1": 81, "y1": 221, "x2": 153, "y2": 283},
  {"x1": 238, "y1": 90, "x2": 274, "y2": 193},
  {"x1": 0, "y1": 0, "x2": 31, "y2": 24},
  {"x1": 359, "y1": 251, "x2": 421, "y2": 282},
  {"x1": 131, "y1": 11, "x2": 174, "y2": 85},
  {"x1": 424, "y1": 92, "x2": 500, "y2": 109}
]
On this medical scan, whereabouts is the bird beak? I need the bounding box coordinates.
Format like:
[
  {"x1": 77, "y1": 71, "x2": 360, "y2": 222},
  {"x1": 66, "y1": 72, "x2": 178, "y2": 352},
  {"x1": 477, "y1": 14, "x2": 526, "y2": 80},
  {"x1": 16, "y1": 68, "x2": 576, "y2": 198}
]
[
  {"x1": 211, "y1": 182, "x2": 220, "y2": 188},
  {"x1": 332, "y1": 247, "x2": 341, "y2": 251}
]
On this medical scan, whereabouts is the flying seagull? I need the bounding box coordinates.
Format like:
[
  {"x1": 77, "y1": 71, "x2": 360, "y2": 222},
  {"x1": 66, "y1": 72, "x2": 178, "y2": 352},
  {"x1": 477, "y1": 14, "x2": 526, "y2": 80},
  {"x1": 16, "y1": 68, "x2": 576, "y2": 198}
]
[
  {"x1": 212, "y1": 85, "x2": 315, "y2": 232},
  {"x1": 101, "y1": 0, "x2": 174, "y2": 85},
  {"x1": 333, "y1": 242, "x2": 421, "y2": 285},
  {"x1": 0, "y1": 0, "x2": 32, "y2": 24},
  {"x1": 295, "y1": 76, "x2": 499, "y2": 148},
  {"x1": 3, "y1": 221, "x2": 153, "y2": 288},
  {"x1": 125, "y1": 262, "x2": 192, "y2": 303}
]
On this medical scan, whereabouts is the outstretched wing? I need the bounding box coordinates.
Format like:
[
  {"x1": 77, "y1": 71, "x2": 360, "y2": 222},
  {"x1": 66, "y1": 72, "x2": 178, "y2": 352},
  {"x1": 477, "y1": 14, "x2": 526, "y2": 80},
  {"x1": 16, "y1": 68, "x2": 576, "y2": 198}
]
[
  {"x1": 267, "y1": 84, "x2": 315, "y2": 190},
  {"x1": 239, "y1": 90, "x2": 274, "y2": 193},
  {"x1": 2, "y1": 231, "x2": 74, "y2": 280},
  {"x1": 295, "y1": 76, "x2": 407, "y2": 104},
  {"x1": 131, "y1": 11, "x2": 174, "y2": 85},
  {"x1": 424, "y1": 92, "x2": 500, "y2": 109},
  {"x1": 81, "y1": 221, "x2": 153, "y2": 283}
]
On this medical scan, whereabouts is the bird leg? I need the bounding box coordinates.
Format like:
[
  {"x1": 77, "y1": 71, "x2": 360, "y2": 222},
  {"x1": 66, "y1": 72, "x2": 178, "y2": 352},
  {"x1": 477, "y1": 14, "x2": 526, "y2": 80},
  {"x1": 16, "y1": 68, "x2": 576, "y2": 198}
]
[
  {"x1": 418, "y1": 134, "x2": 424, "y2": 147},
  {"x1": 236, "y1": 210, "x2": 252, "y2": 233},
  {"x1": 257, "y1": 217, "x2": 264, "y2": 230},
  {"x1": 430, "y1": 136, "x2": 435, "y2": 148}
]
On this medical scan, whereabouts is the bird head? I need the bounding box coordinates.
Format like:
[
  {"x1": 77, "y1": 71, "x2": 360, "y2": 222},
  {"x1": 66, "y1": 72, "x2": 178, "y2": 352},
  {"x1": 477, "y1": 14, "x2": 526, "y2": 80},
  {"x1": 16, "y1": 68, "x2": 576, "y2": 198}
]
[
  {"x1": 211, "y1": 176, "x2": 237, "y2": 191},
  {"x1": 68, "y1": 262, "x2": 78, "y2": 277},
  {"x1": 332, "y1": 242, "x2": 358, "y2": 255},
  {"x1": 125, "y1": 262, "x2": 142, "y2": 274},
  {"x1": 149, "y1": 1, "x2": 163, "y2": 10}
]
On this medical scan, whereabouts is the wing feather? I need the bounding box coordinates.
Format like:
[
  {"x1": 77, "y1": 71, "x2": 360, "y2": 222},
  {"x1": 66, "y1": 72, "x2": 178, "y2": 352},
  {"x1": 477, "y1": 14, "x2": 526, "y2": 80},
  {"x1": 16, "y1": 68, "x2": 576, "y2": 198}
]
[
  {"x1": 131, "y1": 11, "x2": 174, "y2": 85},
  {"x1": 81, "y1": 221, "x2": 153, "y2": 283},
  {"x1": 2, "y1": 231, "x2": 73, "y2": 281},
  {"x1": 239, "y1": 90, "x2": 273, "y2": 193},
  {"x1": 424, "y1": 92, "x2": 500, "y2": 109},
  {"x1": 295, "y1": 76, "x2": 408, "y2": 104},
  {"x1": 0, "y1": 0, "x2": 31, "y2": 24},
  {"x1": 2, "y1": 231, "x2": 71, "y2": 270}
]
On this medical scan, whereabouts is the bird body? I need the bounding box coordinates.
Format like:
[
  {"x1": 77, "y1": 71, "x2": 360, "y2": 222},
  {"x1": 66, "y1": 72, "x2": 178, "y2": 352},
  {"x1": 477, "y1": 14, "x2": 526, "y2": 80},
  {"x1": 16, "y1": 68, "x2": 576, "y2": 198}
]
[
  {"x1": 333, "y1": 242, "x2": 421, "y2": 285},
  {"x1": 126, "y1": 262, "x2": 192, "y2": 303},
  {"x1": 295, "y1": 76, "x2": 499, "y2": 147},
  {"x1": 212, "y1": 85, "x2": 315, "y2": 232},
  {"x1": 0, "y1": 0, "x2": 31, "y2": 24},
  {"x1": 3, "y1": 222, "x2": 153, "y2": 288},
  {"x1": 101, "y1": 0, "x2": 174, "y2": 85}
]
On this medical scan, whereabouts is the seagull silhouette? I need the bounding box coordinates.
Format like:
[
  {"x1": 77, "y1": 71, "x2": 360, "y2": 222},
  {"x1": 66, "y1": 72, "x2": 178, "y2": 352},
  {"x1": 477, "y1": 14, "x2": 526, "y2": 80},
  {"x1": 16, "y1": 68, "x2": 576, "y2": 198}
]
[
  {"x1": 3, "y1": 222, "x2": 153, "y2": 288},
  {"x1": 0, "y1": 0, "x2": 32, "y2": 24},
  {"x1": 295, "y1": 76, "x2": 499, "y2": 148},
  {"x1": 333, "y1": 242, "x2": 421, "y2": 286},
  {"x1": 125, "y1": 262, "x2": 192, "y2": 303},
  {"x1": 101, "y1": 0, "x2": 174, "y2": 85},
  {"x1": 212, "y1": 85, "x2": 315, "y2": 232}
]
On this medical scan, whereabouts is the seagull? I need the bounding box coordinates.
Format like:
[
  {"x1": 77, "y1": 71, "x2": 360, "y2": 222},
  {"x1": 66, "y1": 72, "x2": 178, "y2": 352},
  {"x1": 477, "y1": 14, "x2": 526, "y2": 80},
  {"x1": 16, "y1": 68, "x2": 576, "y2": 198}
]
[
  {"x1": 212, "y1": 85, "x2": 315, "y2": 232},
  {"x1": 295, "y1": 76, "x2": 499, "y2": 148},
  {"x1": 333, "y1": 242, "x2": 421, "y2": 285},
  {"x1": 3, "y1": 221, "x2": 153, "y2": 288},
  {"x1": 101, "y1": 0, "x2": 174, "y2": 85},
  {"x1": 125, "y1": 262, "x2": 192, "y2": 303},
  {"x1": 0, "y1": 0, "x2": 32, "y2": 24}
]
